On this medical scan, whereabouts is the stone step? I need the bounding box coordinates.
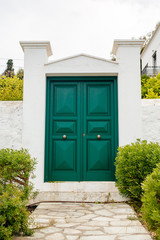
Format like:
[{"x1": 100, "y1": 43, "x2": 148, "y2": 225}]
[{"x1": 29, "y1": 182, "x2": 128, "y2": 205}]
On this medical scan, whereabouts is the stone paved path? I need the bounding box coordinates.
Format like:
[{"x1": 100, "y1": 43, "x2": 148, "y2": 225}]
[{"x1": 14, "y1": 202, "x2": 152, "y2": 240}]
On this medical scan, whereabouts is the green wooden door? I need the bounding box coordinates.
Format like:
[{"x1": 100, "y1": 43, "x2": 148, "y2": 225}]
[{"x1": 45, "y1": 77, "x2": 118, "y2": 181}]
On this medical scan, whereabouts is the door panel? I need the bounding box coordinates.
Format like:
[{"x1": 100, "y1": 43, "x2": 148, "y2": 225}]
[
  {"x1": 87, "y1": 85, "x2": 110, "y2": 115},
  {"x1": 53, "y1": 141, "x2": 76, "y2": 171},
  {"x1": 54, "y1": 85, "x2": 77, "y2": 116},
  {"x1": 53, "y1": 121, "x2": 76, "y2": 135},
  {"x1": 87, "y1": 140, "x2": 110, "y2": 171},
  {"x1": 45, "y1": 77, "x2": 118, "y2": 182},
  {"x1": 83, "y1": 82, "x2": 115, "y2": 181},
  {"x1": 48, "y1": 82, "x2": 81, "y2": 181},
  {"x1": 87, "y1": 121, "x2": 110, "y2": 135}
]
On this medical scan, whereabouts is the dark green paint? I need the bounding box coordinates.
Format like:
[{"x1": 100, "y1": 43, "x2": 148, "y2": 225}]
[{"x1": 45, "y1": 76, "x2": 118, "y2": 181}]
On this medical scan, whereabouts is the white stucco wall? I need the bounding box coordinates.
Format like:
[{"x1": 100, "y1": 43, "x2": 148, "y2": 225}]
[
  {"x1": 0, "y1": 101, "x2": 23, "y2": 149},
  {"x1": 142, "y1": 99, "x2": 160, "y2": 143}
]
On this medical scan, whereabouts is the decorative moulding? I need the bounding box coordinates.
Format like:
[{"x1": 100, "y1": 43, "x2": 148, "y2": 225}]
[{"x1": 45, "y1": 53, "x2": 118, "y2": 66}]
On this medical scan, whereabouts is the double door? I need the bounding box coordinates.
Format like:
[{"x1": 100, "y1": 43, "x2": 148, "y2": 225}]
[{"x1": 45, "y1": 77, "x2": 118, "y2": 181}]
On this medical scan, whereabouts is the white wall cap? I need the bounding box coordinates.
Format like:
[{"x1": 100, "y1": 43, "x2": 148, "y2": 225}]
[
  {"x1": 45, "y1": 53, "x2": 118, "y2": 65},
  {"x1": 20, "y1": 41, "x2": 53, "y2": 57},
  {"x1": 112, "y1": 39, "x2": 145, "y2": 55}
]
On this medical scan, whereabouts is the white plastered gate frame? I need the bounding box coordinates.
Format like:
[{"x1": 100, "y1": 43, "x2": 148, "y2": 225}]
[{"x1": 20, "y1": 40, "x2": 144, "y2": 203}]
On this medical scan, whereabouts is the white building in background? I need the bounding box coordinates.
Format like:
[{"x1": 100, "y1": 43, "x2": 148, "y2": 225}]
[{"x1": 141, "y1": 23, "x2": 160, "y2": 76}]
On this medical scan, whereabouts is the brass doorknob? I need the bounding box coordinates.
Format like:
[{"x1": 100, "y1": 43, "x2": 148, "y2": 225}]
[
  {"x1": 97, "y1": 134, "x2": 101, "y2": 139},
  {"x1": 63, "y1": 135, "x2": 67, "y2": 139}
]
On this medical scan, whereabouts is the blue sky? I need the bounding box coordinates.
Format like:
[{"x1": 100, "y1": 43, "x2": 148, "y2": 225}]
[{"x1": 0, "y1": 0, "x2": 160, "y2": 73}]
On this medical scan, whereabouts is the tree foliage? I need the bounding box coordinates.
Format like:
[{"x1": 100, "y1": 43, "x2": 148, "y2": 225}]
[
  {"x1": 0, "y1": 76, "x2": 23, "y2": 100},
  {"x1": 2, "y1": 59, "x2": 15, "y2": 78},
  {"x1": 16, "y1": 68, "x2": 24, "y2": 80},
  {"x1": 141, "y1": 74, "x2": 160, "y2": 99}
]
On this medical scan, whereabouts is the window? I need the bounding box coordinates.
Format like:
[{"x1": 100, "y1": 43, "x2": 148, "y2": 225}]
[{"x1": 152, "y1": 51, "x2": 157, "y2": 67}]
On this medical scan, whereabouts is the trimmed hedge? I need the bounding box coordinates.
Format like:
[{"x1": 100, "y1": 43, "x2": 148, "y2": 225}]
[
  {"x1": 0, "y1": 76, "x2": 23, "y2": 101},
  {"x1": 115, "y1": 139, "x2": 160, "y2": 204},
  {"x1": 142, "y1": 163, "x2": 160, "y2": 238}
]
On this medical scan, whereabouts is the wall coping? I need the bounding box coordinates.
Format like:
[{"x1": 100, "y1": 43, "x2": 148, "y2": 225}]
[
  {"x1": 112, "y1": 39, "x2": 145, "y2": 55},
  {"x1": 20, "y1": 41, "x2": 53, "y2": 57}
]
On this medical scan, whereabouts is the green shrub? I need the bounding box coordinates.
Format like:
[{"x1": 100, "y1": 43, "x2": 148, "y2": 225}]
[
  {"x1": 0, "y1": 148, "x2": 37, "y2": 239},
  {"x1": 0, "y1": 148, "x2": 37, "y2": 200},
  {"x1": 142, "y1": 163, "x2": 160, "y2": 239},
  {"x1": 141, "y1": 73, "x2": 160, "y2": 99},
  {"x1": 0, "y1": 184, "x2": 32, "y2": 240},
  {"x1": 115, "y1": 139, "x2": 160, "y2": 205},
  {"x1": 0, "y1": 76, "x2": 23, "y2": 101}
]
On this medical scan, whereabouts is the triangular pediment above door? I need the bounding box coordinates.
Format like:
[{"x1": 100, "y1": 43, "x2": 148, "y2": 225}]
[{"x1": 44, "y1": 54, "x2": 118, "y2": 74}]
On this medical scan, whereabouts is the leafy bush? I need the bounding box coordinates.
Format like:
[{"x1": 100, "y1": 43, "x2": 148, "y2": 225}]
[
  {"x1": 0, "y1": 148, "x2": 37, "y2": 200},
  {"x1": 0, "y1": 184, "x2": 32, "y2": 240},
  {"x1": 141, "y1": 74, "x2": 160, "y2": 99},
  {"x1": 0, "y1": 76, "x2": 23, "y2": 101},
  {"x1": 142, "y1": 163, "x2": 160, "y2": 239},
  {"x1": 115, "y1": 139, "x2": 160, "y2": 204},
  {"x1": 0, "y1": 148, "x2": 37, "y2": 239}
]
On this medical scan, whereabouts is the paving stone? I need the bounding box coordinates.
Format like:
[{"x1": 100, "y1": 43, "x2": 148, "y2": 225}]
[
  {"x1": 66, "y1": 236, "x2": 79, "y2": 240},
  {"x1": 110, "y1": 220, "x2": 142, "y2": 226},
  {"x1": 48, "y1": 211, "x2": 71, "y2": 216},
  {"x1": 76, "y1": 226, "x2": 100, "y2": 230},
  {"x1": 14, "y1": 202, "x2": 153, "y2": 240},
  {"x1": 113, "y1": 214, "x2": 137, "y2": 219},
  {"x1": 78, "y1": 214, "x2": 97, "y2": 220},
  {"x1": 45, "y1": 232, "x2": 64, "y2": 240},
  {"x1": 104, "y1": 226, "x2": 148, "y2": 234},
  {"x1": 93, "y1": 216, "x2": 114, "y2": 221},
  {"x1": 104, "y1": 203, "x2": 130, "y2": 208},
  {"x1": 64, "y1": 228, "x2": 81, "y2": 234},
  {"x1": 34, "y1": 218, "x2": 51, "y2": 224},
  {"x1": 68, "y1": 217, "x2": 88, "y2": 223},
  {"x1": 83, "y1": 230, "x2": 104, "y2": 235},
  {"x1": 118, "y1": 234, "x2": 152, "y2": 240},
  {"x1": 85, "y1": 221, "x2": 109, "y2": 226},
  {"x1": 68, "y1": 212, "x2": 85, "y2": 216},
  {"x1": 33, "y1": 214, "x2": 56, "y2": 219},
  {"x1": 110, "y1": 207, "x2": 135, "y2": 214},
  {"x1": 94, "y1": 209, "x2": 114, "y2": 216},
  {"x1": 54, "y1": 223, "x2": 79, "y2": 228},
  {"x1": 40, "y1": 226, "x2": 61, "y2": 233},
  {"x1": 30, "y1": 231, "x2": 45, "y2": 238},
  {"x1": 80, "y1": 236, "x2": 117, "y2": 240},
  {"x1": 88, "y1": 205, "x2": 103, "y2": 210},
  {"x1": 38, "y1": 203, "x2": 62, "y2": 209}
]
